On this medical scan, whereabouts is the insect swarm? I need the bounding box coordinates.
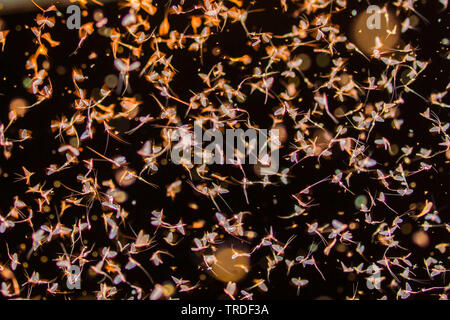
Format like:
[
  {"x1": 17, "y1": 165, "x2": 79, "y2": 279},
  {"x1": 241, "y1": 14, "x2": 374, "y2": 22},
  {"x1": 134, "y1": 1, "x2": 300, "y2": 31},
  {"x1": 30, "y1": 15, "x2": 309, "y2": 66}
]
[{"x1": 0, "y1": 0, "x2": 448, "y2": 301}]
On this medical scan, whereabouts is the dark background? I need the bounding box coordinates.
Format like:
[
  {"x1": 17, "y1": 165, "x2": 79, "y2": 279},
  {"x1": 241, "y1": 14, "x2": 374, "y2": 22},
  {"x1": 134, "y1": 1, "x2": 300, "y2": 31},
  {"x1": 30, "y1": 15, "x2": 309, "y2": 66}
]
[{"x1": 0, "y1": 0, "x2": 448, "y2": 300}]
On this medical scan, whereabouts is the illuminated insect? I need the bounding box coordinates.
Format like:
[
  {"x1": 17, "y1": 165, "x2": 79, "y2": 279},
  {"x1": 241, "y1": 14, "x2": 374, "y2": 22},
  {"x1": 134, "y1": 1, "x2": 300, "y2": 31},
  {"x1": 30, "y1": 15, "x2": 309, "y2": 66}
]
[{"x1": 114, "y1": 58, "x2": 141, "y2": 95}]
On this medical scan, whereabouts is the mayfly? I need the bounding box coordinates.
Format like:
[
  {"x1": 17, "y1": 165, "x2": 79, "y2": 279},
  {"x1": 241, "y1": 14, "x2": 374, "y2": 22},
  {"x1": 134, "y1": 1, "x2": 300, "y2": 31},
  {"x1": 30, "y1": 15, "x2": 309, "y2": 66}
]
[{"x1": 114, "y1": 58, "x2": 141, "y2": 95}]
